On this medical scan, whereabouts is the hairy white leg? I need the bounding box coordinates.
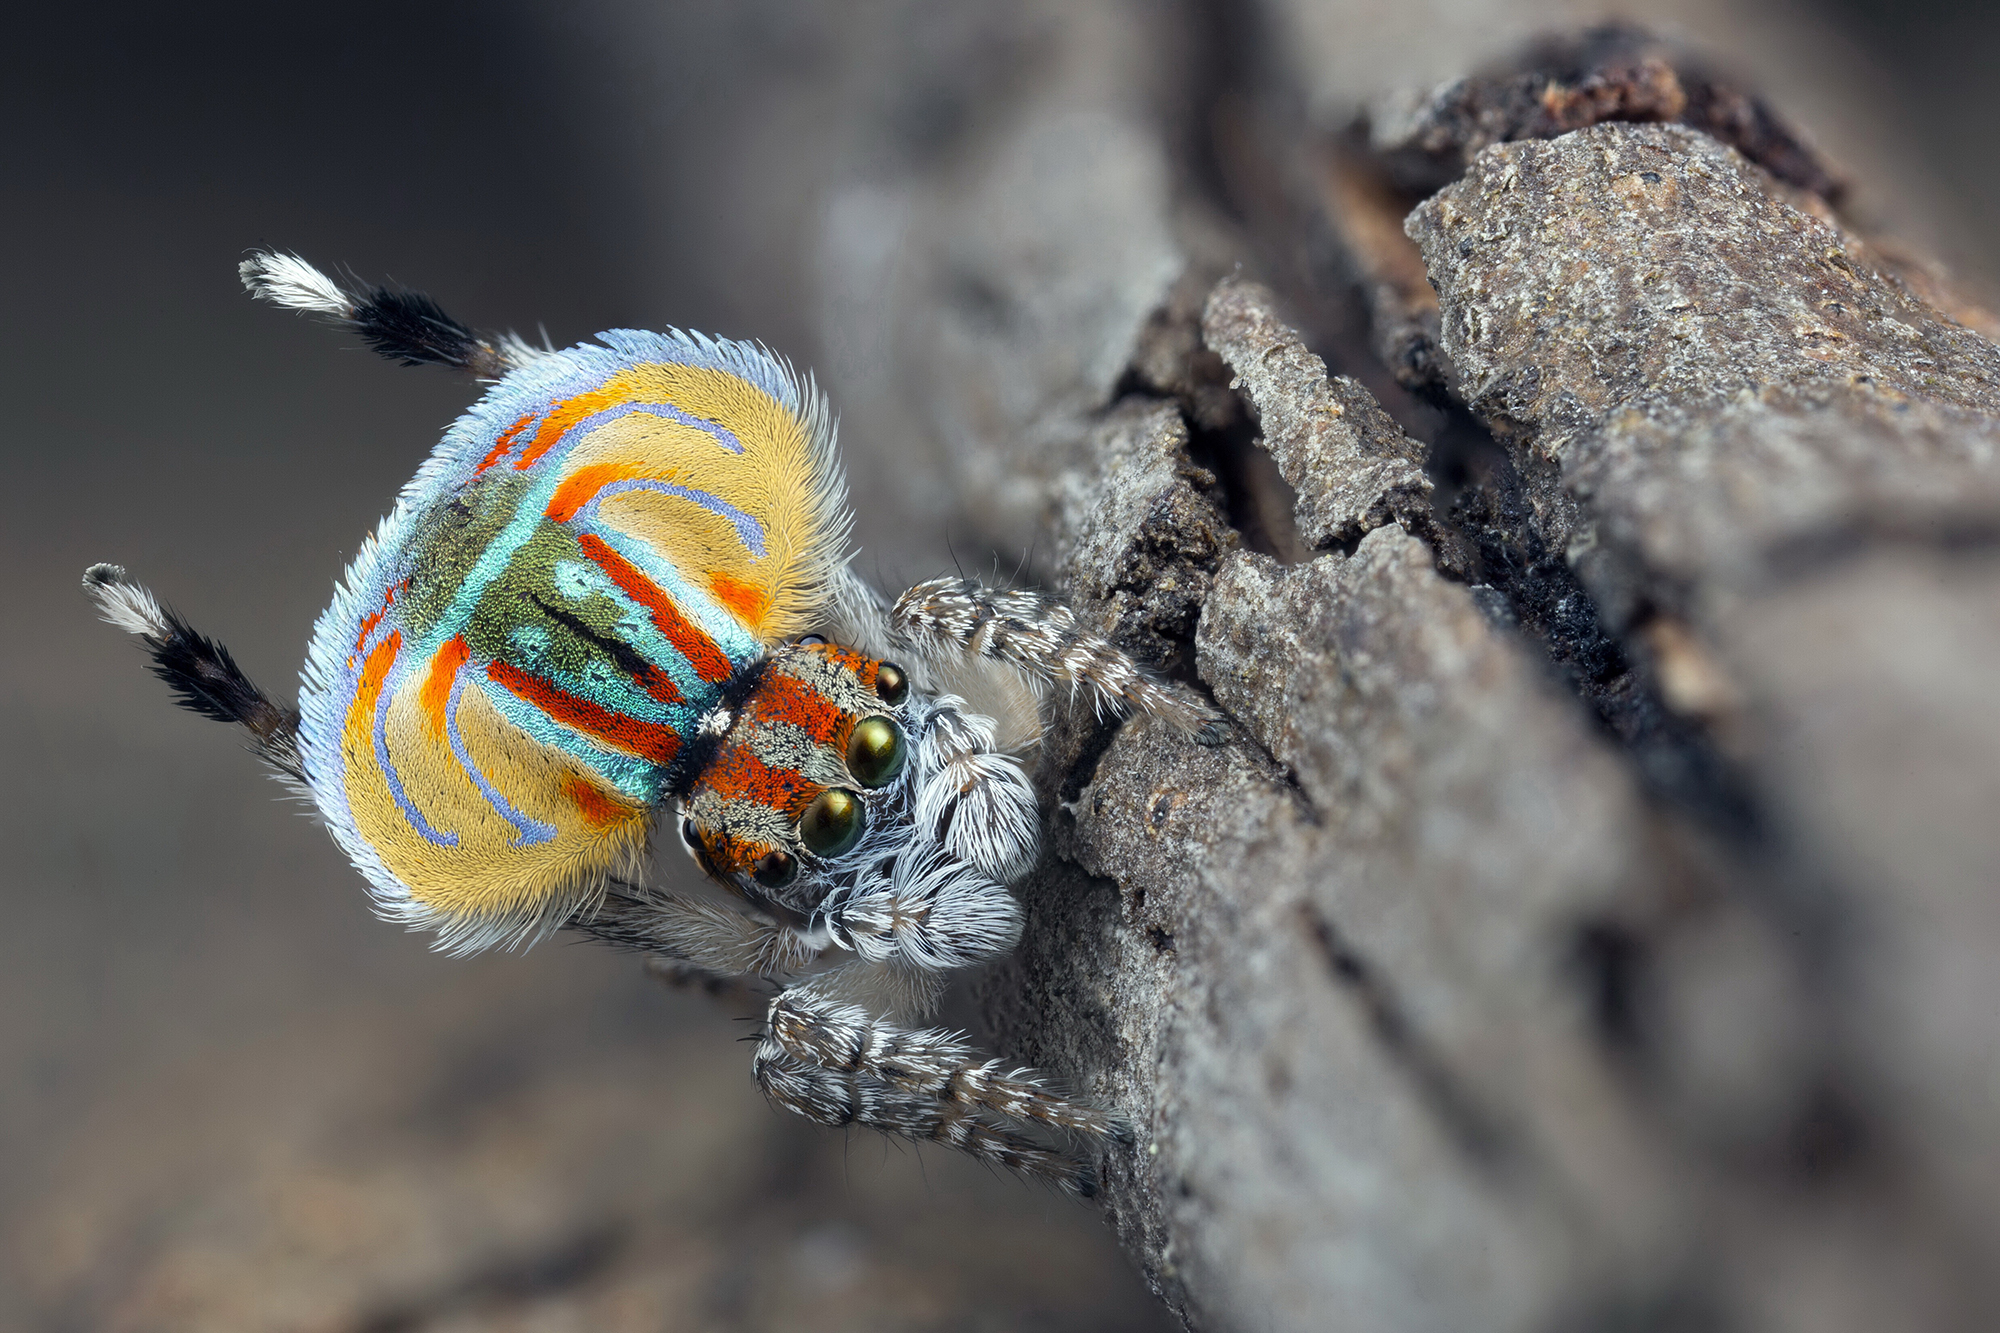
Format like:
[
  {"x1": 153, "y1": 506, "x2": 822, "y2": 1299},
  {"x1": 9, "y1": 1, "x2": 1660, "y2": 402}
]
[
  {"x1": 580, "y1": 887, "x2": 824, "y2": 978},
  {"x1": 891, "y1": 576, "x2": 1226, "y2": 741},
  {"x1": 753, "y1": 966, "x2": 1132, "y2": 1196}
]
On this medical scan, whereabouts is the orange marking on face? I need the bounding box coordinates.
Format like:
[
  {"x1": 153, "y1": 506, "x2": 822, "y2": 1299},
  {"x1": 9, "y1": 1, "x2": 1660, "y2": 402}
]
[
  {"x1": 707, "y1": 570, "x2": 771, "y2": 631},
  {"x1": 563, "y1": 773, "x2": 642, "y2": 829},
  {"x1": 418, "y1": 635, "x2": 471, "y2": 741},
  {"x1": 574, "y1": 533, "x2": 734, "y2": 682},
  {"x1": 703, "y1": 742, "x2": 819, "y2": 815},
  {"x1": 745, "y1": 671, "x2": 849, "y2": 745},
  {"x1": 475, "y1": 409, "x2": 539, "y2": 475},
  {"x1": 545, "y1": 461, "x2": 643, "y2": 523},
  {"x1": 514, "y1": 386, "x2": 625, "y2": 470},
  {"x1": 801, "y1": 641, "x2": 875, "y2": 678},
  {"x1": 486, "y1": 660, "x2": 681, "y2": 765}
]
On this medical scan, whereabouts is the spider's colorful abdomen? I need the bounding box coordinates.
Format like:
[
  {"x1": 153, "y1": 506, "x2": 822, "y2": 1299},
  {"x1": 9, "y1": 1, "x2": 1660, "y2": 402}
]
[{"x1": 297, "y1": 330, "x2": 848, "y2": 949}]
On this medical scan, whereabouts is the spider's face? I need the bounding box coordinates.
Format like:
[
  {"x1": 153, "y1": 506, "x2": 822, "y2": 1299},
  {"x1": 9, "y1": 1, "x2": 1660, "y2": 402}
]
[{"x1": 679, "y1": 643, "x2": 1037, "y2": 967}]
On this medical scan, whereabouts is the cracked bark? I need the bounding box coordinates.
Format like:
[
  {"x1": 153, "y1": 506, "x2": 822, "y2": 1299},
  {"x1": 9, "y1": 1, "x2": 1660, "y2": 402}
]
[{"x1": 805, "y1": 6, "x2": 2000, "y2": 1331}]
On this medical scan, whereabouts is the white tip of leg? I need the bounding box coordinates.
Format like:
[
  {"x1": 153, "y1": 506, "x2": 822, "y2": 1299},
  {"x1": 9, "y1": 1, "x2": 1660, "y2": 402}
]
[
  {"x1": 239, "y1": 250, "x2": 354, "y2": 317},
  {"x1": 82, "y1": 563, "x2": 172, "y2": 639}
]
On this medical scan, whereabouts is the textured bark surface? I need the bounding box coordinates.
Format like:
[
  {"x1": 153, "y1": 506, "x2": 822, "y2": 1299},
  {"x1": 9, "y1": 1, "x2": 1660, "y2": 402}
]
[{"x1": 806, "y1": 7, "x2": 2000, "y2": 1332}]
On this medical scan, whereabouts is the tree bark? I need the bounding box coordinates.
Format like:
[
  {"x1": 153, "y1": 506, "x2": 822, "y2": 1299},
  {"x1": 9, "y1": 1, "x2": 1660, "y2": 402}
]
[{"x1": 806, "y1": 5, "x2": 2000, "y2": 1330}]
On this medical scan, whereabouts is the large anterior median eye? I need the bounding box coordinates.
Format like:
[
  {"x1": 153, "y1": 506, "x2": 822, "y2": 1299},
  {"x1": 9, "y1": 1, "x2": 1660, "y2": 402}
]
[
  {"x1": 847, "y1": 716, "x2": 905, "y2": 788},
  {"x1": 799, "y1": 788, "x2": 862, "y2": 858}
]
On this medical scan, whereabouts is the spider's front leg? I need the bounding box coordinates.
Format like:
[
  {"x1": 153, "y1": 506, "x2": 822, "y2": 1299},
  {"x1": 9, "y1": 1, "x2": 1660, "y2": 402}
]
[
  {"x1": 754, "y1": 965, "x2": 1132, "y2": 1197},
  {"x1": 759, "y1": 836, "x2": 1130, "y2": 1195},
  {"x1": 890, "y1": 576, "x2": 1228, "y2": 742}
]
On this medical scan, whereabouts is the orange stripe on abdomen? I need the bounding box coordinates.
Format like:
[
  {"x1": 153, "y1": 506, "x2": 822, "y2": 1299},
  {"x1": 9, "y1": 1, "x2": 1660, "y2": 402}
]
[
  {"x1": 353, "y1": 579, "x2": 405, "y2": 656},
  {"x1": 514, "y1": 386, "x2": 624, "y2": 470},
  {"x1": 354, "y1": 631, "x2": 400, "y2": 713},
  {"x1": 486, "y1": 660, "x2": 681, "y2": 765},
  {"x1": 474, "y1": 410, "x2": 539, "y2": 475},
  {"x1": 706, "y1": 570, "x2": 771, "y2": 633},
  {"x1": 562, "y1": 773, "x2": 644, "y2": 830},
  {"x1": 418, "y1": 635, "x2": 471, "y2": 740},
  {"x1": 574, "y1": 532, "x2": 734, "y2": 683},
  {"x1": 545, "y1": 461, "x2": 644, "y2": 523},
  {"x1": 343, "y1": 631, "x2": 402, "y2": 766}
]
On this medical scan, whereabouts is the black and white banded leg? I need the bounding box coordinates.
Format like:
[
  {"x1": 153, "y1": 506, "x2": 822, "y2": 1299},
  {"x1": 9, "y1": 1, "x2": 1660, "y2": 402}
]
[
  {"x1": 891, "y1": 577, "x2": 1227, "y2": 742},
  {"x1": 239, "y1": 250, "x2": 547, "y2": 380},
  {"x1": 83, "y1": 564, "x2": 305, "y2": 780},
  {"x1": 753, "y1": 971, "x2": 1131, "y2": 1196}
]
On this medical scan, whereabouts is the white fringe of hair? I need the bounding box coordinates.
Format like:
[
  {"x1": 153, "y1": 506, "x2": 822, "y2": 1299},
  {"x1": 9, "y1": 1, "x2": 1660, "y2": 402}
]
[
  {"x1": 82, "y1": 563, "x2": 172, "y2": 640},
  {"x1": 239, "y1": 250, "x2": 355, "y2": 317}
]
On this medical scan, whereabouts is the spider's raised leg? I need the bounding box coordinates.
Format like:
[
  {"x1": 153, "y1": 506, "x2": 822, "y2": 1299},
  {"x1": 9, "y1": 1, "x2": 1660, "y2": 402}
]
[
  {"x1": 753, "y1": 965, "x2": 1131, "y2": 1196},
  {"x1": 82, "y1": 564, "x2": 304, "y2": 780},
  {"x1": 891, "y1": 576, "x2": 1227, "y2": 742},
  {"x1": 239, "y1": 250, "x2": 547, "y2": 379}
]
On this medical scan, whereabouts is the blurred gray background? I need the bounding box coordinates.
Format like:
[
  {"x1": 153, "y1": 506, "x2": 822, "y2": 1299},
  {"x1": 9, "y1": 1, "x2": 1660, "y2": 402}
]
[{"x1": 3, "y1": 1, "x2": 1996, "y2": 1329}]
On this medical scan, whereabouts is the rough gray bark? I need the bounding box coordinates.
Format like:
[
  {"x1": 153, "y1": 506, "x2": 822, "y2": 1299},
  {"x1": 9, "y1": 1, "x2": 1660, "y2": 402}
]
[{"x1": 804, "y1": 7, "x2": 2000, "y2": 1332}]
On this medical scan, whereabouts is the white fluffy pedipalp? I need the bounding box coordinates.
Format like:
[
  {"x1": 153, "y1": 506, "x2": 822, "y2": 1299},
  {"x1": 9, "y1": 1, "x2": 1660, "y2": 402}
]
[
  {"x1": 81, "y1": 563, "x2": 172, "y2": 640},
  {"x1": 938, "y1": 752, "x2": 1040, "y2": 885},
  {"x1": 239, "y1": 250, "x2": 354, "y2": 316},
  {"x1": 826, "y1": 844, "x2": 1023, "y2": 971},
  {"x1": 908, "y1": 702, "x2": 1040, "y2": 884}
]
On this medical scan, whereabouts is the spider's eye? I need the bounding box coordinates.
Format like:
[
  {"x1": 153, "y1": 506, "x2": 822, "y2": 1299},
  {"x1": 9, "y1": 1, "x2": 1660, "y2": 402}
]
[
  {"x1": 847, "y1": 716, "x2": 906, "y2": 789},
  {"x1": 798, "y1": 634, "x2": 827, "y2": 646},
  {"x1": 873, "y1": 661, "x2": 908, "y2": 706},
  {"x1": 798, "y1": 788, "x2": 863, "y2": 858},
  {"x1": 752, "y1": 848, "x2": 796, "y2": 889},
  {"x1": 680, "y1": 817, "x2": 701, "y2": 850}
]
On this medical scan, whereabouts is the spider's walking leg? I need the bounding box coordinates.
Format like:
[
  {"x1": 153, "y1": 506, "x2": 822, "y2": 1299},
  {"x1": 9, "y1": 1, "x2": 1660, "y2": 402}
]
[
  {"x1": 238, "y1": 250, "x2": 547, "y2": 378},
  {"x1": 82, "y1": 564, "x2": 305, "y2": 779},
  {"x1": 580, "y1": 887, "x2": 823, "y2": 979},
  {"x1": 753, "y1": 966, "x2": 1131, "y2": 1196},
  {"x1": 891, "y1": 577, "x2": 1226, "y2": 740}
]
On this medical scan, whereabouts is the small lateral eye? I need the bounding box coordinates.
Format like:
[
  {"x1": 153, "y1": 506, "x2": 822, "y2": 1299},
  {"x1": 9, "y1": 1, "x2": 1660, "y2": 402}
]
[
  {"x1": 798, "y1": 788, "x2": 863, "y2": 858},
  {"x1": 680, "y1": 817, "x2": 701, "y2": 851},
  {"x1": 874, "y1": 661, "x2": 908, "y2": 705},
  {"x1": 753, "y1": 848, "x2": 797, "y2": 889},
  {"x1": 797, "y1": 634, "x2": 827, "y2": 646},
  {"x1": 847, "y1": 716, "x2": 906, "y2": 789}
]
